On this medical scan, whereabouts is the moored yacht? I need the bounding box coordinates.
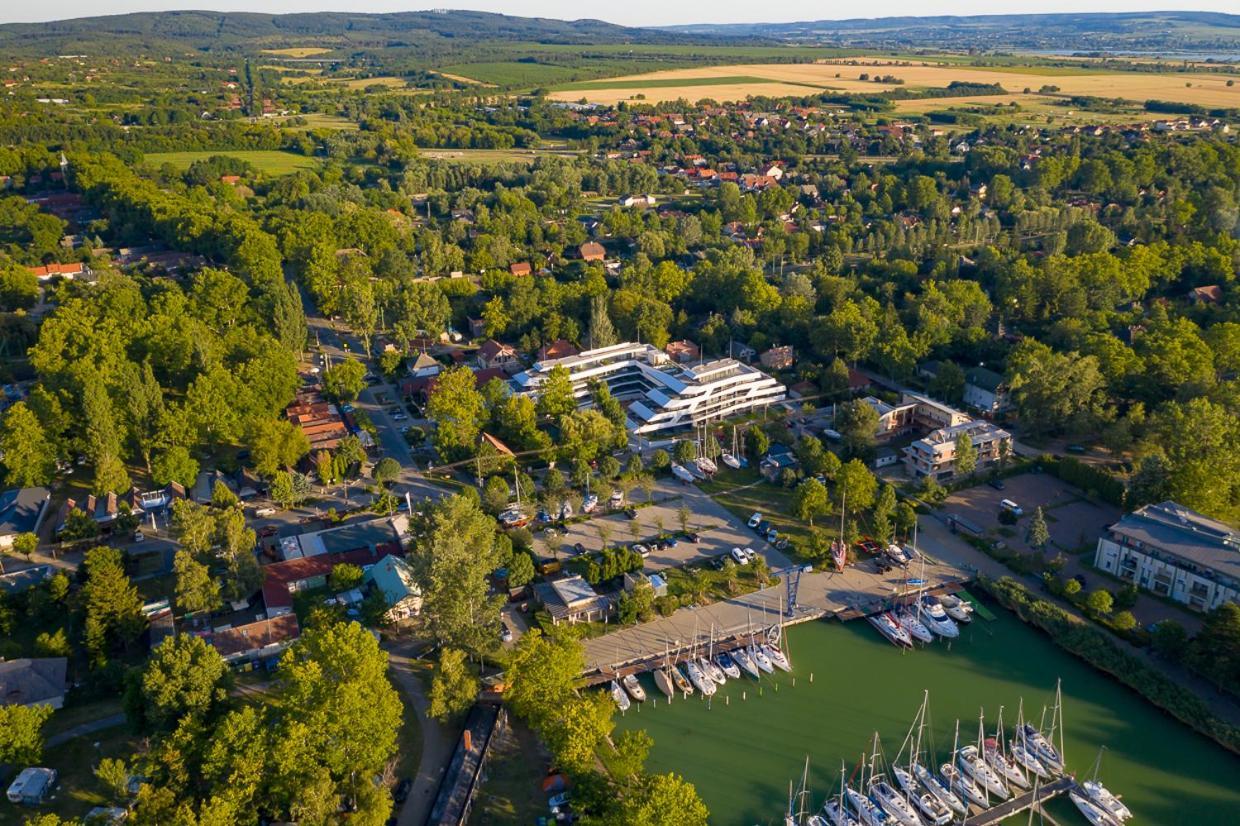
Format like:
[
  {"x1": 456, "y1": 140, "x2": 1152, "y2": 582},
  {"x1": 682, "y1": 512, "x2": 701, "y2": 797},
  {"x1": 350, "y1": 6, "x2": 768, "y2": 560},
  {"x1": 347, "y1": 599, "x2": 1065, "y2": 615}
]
[
  {"x1": 654, "y1": 667, "x2": 675, "y2": 699},
  {"x1": 913, "y1": 762, "x2": 966, "y2": 817},
  {"x1": 699, "y1": 655, "x2": 727, "y2": 685},
  {"x1": 845, "y1": 786, "x2": 890, "y2": 826},
  {"x1": 671, "y1": 663, "x2": 694, "y2": 695},
  {"x1": 1084, "y1": 780, "x2": 1132, "y2": 822},
  {"x1": 732, "y1": 646, "x2": 761, "y2": 678},
  {"x1": 714, "y1": 650, "x2": 742, "y2": 679},
  {"x1": 1018, "y1": 723, "x2": 1064, "y2": 774},
  {"x1": 892, "y1": 766, "x2": 951, "y2": 825},
  {"x1": 609, "y1": 680, "x2": 630, "y2": 712},
  {"x1": 762, "y1": 642, "x2": 791, "y2": 672},
  {"x1": 984, "y1": 737, "x2": 1030, "y2": 789},
  {"x1": 918, "y1": 597, "x2": 960, "y2": 638},
  {"x1": 937, "y1": 592, "x2": 974, "y2": 623},
  {"x1": 868, "y1": 612, "x2": 913, "y2": 647},
  {"x1": 621, "y1": 673, "x2": 646, "y2": 703},
  {"x1": 750, "y1": 643, "x2": 775, "y2": 673},
  {"x1": 958, "y1": 745, "x2": 1008, "y2": 799},
  {"x1": 940, "y1": 762, "x2": 987, "y2": 808},
  {"x1": 684, "y1": 659, "x2": 715, "y2": 695},
  {"x1": 1071, "y1": 790, "x2": 1121, "y2": 826},
  {"x1": 895, "y1": 607, "x2": 934, "y2": 644},
  {"x1": 868, "y1": 777, "x2": 920, "y2": 826}
]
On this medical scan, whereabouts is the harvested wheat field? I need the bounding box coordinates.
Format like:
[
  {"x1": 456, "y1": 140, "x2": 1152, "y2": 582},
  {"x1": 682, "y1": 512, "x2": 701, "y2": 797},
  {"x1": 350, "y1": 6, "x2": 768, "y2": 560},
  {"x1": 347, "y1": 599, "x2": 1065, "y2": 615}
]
[
  {"x1": 549, "y1": 60, "x2": 1240, "y2": 108},
  {"x1": 260, "y1": 47, "x2": 333, "y2": 57}
]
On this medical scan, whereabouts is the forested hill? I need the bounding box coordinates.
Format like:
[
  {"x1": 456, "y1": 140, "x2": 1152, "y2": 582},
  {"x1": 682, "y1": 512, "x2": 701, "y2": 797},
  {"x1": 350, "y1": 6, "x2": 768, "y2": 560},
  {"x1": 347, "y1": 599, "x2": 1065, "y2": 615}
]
[
  {"x1": 0, "y1": 9, "x2": 700, "y2": 56},
  {"x1": 664, "y1": 11, "x2": 1240, "y2": 52}
]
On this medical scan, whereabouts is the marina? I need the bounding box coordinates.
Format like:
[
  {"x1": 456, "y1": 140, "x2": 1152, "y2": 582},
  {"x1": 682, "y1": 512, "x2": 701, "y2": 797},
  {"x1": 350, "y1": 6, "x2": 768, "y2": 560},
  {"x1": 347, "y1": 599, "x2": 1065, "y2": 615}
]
[{"x1": 612, "y1": 603, "x2": 1240, "y2": 825}]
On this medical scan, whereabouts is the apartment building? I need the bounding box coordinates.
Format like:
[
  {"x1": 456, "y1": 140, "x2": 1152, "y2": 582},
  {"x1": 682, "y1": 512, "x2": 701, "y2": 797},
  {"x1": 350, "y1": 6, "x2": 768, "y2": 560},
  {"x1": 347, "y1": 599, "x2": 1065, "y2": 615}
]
[
  {"x1": 1094, "y1": 501, "x2": 1240, "y2": 611},
  {"x1": 511, "y1": 342, "x2": 785, "y2": 435},
  {"x1": 862, "y1": 392, "x2": 972, "y2": 441},
  {"x1": 902, "y1": 419, "x2": 1012, "y2": 481}
]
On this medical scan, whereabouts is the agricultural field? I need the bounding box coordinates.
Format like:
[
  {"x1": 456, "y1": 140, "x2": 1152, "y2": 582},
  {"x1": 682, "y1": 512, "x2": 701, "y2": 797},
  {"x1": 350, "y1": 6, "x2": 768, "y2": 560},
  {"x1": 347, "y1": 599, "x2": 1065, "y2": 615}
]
[
  {"x1": 260, "y1": 46, "x2": 333, "y2": 57},
  {"x1": 437, "y1": 61, "x2": 593, "y2": 87},
  {"x1": 142, "y1": 150, "x2": 321, "y2": 175},
  {"x1": 548, "y1": 59, "x2": 1240, "y2": 109}
]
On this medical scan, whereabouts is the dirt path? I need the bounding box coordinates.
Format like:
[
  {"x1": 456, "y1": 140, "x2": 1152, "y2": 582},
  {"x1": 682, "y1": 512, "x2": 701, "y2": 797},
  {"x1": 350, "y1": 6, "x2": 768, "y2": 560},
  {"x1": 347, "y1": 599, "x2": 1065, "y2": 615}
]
[{"x1": 385, "y1": 640, "x2": 458, "y2": 826}]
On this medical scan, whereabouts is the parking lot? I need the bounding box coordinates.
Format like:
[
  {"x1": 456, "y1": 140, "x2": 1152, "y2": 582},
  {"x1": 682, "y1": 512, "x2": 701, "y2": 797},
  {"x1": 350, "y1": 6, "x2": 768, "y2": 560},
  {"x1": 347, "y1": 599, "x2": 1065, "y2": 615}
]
[
  {"x1": 532, "y1": 483, "x2": 789, "y2": 574},
  {"x1": 941, "y1": 472, "x2": 1121, "y2": 556}
]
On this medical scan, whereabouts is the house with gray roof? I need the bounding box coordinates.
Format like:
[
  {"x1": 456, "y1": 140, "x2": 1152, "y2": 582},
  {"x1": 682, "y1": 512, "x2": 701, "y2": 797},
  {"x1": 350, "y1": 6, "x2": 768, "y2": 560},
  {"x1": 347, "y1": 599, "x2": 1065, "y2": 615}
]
[
  {"x1": 0, "y1": 487, "x2": 50, "y2": 549},
  {"x1": 1094, "y1": 501, "x2": 1240, "y2": 611},
  {"x1": 533, "y1": 574, "x2": 610, "y2": 624},
  {"x1": 963, "y1": 366, "x2": 1010, "y2": 415},
  {"x1": 0, "y1": 657, "x2": 68, "y2": 709}
]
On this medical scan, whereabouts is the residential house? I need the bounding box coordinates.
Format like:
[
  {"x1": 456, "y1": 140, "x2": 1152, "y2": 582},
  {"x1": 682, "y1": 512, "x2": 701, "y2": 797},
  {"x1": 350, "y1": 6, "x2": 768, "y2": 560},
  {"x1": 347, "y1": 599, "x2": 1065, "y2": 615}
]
[
  {"x1": 476, "y1": 339, "x2": 520, "y2": 372},
  {"x1": 622, "y1": 571, "x2": 668, "y2": 598},
  {"x1": 578, "y1": 241, "x2": 606, "y2": 262},
  {"x1": 363, "y1": 554, "x2": 423, "y2": 621},
  {"x1": 262, "y1": 546, "x2": 398, "y2": 616},
  {"x1": 0, "y1": 657, "x2": 67, "y2": 709},
  {"x1": 533, "y1": 575, "x2": 610, "y2": 624},
  {"x1": 902, "y1": 419, "x2": 1012, "y2": 481},
  {"x1": 56, "y1": 492, "x2": 121, "y2": 533},
  {"x1": 1094, "y1": 501, "x2": 1239, "y2": 611},
  {"x1": 760, "y1": 345, "x2": 795, "y2": 371},
  {"x1": 618, "y1": 194, "x2": 656, "y2": 208},
  {"x1": 0, "y1": 487, "x2": 50, "y2": 549},
  {"x1": 409, "y1": 352, "x2": 442, "y2": 378},
  {"x1": 209, "y1": 614, "x2": 301, "y2": 666},
  {"x1": 28, "y1": 262, "x2": 88, "y2": 281},
  {"x1": 963, "y1": 367, "x2": 1010, "y2": 415},
  {"x1": 664, "y1": 339, "x2": 700, "y2": 363},
  {"x1": 759, "y1": 443, "x2": 799, "y2": 481},
  {"x1": 286, "y1": 390, "x2": 348, "y2": 451},
  {"x1": 1188, "y1": 285, "x2": 1223, "y2": 304},
  {"x1": 467, "y1": 316, "x2": 487, "y2": 338},
  {"x1": 509, "y1": 262, "x2": 532, "y2": 277},
  {"x1": 6, "y1": 768, "x2": 58, "y2": 805},
  {"x1": 536, "y1": 339, "x2": 579, "y2": 362}
]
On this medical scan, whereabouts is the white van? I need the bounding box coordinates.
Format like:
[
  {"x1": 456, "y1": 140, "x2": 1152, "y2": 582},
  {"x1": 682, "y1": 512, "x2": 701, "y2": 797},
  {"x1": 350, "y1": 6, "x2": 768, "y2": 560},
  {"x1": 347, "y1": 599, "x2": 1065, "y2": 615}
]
[{"x1": 1000, "y1": 499, "x2": 1024, "y2": 517}]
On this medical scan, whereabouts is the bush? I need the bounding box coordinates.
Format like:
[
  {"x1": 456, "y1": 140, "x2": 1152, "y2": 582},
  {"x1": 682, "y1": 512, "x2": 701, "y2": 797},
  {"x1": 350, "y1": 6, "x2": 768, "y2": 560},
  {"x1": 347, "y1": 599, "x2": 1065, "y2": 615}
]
[
  {"x1": 1042, "y1": 455, "x2": 1126, "y2": 506},
  {"x1": 978, "y1": 577, "x2": 1240, "y2": 756},
  {"x1": 654, "y1": 595, "x2": 678, "y2": 617}
]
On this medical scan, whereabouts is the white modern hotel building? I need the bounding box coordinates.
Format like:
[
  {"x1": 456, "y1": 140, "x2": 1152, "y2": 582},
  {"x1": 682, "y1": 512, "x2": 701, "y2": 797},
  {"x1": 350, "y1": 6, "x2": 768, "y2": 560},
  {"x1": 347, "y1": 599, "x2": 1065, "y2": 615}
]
[{"x1": 511, "y1": 342, "x2": 786, "y2": 435}]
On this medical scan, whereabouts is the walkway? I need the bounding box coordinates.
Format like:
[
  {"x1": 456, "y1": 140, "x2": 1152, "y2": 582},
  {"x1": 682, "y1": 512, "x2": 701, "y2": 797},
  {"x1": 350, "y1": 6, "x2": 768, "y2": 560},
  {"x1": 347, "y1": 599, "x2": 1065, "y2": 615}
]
[
  {"x1": 962, "y1": 776, "x2": 1076, "y2": 825},
  {"x1": 46, "y1": 712, "x2": 126, "y2": 748},
  {"x1": 385, "y1": 640, "x2": 458, "y2": 826}
]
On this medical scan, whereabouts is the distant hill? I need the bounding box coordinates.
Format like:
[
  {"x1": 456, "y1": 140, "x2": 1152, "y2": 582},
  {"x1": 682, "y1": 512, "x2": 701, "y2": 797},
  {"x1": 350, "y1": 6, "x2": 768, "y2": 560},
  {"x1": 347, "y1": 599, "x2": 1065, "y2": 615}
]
[
  {"x1": 0, "y1": 9, "x2": 697, "y2": 56},
  {"x1": 663, "y1": 11, "x2": 1240, "y2": 54}
]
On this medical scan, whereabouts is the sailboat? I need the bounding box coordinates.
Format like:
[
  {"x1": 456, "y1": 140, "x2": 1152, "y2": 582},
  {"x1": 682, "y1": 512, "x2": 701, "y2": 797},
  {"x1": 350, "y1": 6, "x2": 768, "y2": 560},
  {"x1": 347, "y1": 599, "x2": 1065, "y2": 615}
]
[
  {"x1": 1071, "y1": 790, "x2": 1122, "y2": 826},
  {"x1": 865, "y1": 734, "x2": 920, "y2": 826},
  {"x1": 763, "y1": 625, "x2": 792, "y2": 672},
  {"x1": 581, "y1": 473, "x2": 598, "y2": 514},
  {"x1": 671, "y1": 463, "x2": 697, "y2": 483},
  {"x1": 749, "y1": 633, "x2": 775, "y2": 673},
  {"x1": 1009, "y1": 700, "x2": 1050, "y2": 779},
  {"x1": 893, "y1": 693, "x2": 953, "y2": 826},
  {"x1": 702, "y1": 630, "x2": 728, "y2": 684},
  {"x1": 654, "y1": 641, "x2": 676, "y2": 699},
  {"x1": 1020, "y1": 681, "x2": 1067, "y2": 775},
  {"x1": 894, "y1": 606, "x2": 934, "y2": 644},
  {"x1": 671, "y1": 662, "x2": 694, "y2": 695},
  {"x1": 984, "y1": 707, "x2": 1030, "y2": 789},
  {"x1": 609, "y1": 680, "x2": 631, "y2": 712},
  {"x1": 621, "y1": 673, "x2": 646, "y2": 703},
  {"x1": 822, "y1": 760, "x2": 861, "y2": 826},
  {"x1": 868, "y1": 612, "x2": 913, "y2": 647},
  {"x1": 713, "y1": 649, "x2": 742, "y2": 680},
  {"x1": 731, "y1": 645, "x2": 761, "y2": 678},
  {"x1": 684, "y1": 658, "x2": 715, "y2": 696},
  {"x1": 845, "y1": 754, "x2": 890, "y2": 826},
  {"x1": 900, "y1": 691, "x2": 963, "y2": 821},
  {"x1": 498, "y1": 467, "x2": 530, "y2": 528},
  {"x1": 721, "y1": 425, "x2": 742, "y2": 470},
  {"x1": 1083, "y1": 747, "x2": 1132, "y2": 822},
  {"x1": 958, "y1": 712, "x2": 1008, "y2": 800}
]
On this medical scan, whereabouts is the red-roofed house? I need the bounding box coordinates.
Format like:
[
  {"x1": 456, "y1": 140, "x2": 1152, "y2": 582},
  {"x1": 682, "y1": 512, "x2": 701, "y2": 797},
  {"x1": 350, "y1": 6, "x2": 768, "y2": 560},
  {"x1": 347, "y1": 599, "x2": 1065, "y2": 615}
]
[
  {"x1": 261, "y1": 547, "x2": 396, "y2": 617},
  {"x1": 664, "y1": 339, "x2": 700, "y2": 363},
  {"x1": 29, "y1": 262, "x2": 88, "y2": 281},
  {"x1": 760, "y1": 346, "x2": 795, "y2": 371},
  {"x1": 578, "y1": 241, "x2": 606, "y2": 262},
  {"x1": 1189, "y1": 285, "x2": 1223, "y2": 304},
  {"x1": 476, "y1": 340, "x2": 520, "y2": 371},
  {"x1": 509, "y1": 262, "x2": 532, "y2": 277},
  {"x1": 536, "y1": 339, "x2": 580, "y2": 362},
  {"x1": 209, "y1": 614, "x2": 301, "y2": 665}
]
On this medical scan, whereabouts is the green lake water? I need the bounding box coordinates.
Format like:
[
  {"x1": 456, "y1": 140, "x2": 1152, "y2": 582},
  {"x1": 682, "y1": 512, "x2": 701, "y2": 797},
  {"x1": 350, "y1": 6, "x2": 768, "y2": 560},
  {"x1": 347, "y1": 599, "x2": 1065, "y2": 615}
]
[{"x1": 614, "y1": 608, "x2": 1240, "y2": 825}]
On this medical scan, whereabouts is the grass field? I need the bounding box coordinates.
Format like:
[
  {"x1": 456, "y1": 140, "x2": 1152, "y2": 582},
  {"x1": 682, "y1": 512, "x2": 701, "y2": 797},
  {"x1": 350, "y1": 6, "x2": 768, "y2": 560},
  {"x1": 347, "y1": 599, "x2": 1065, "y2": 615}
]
[
  {"x1": 433, "y1": 71, "x2": 497, "y2": 87},
  {"x1": 438, "y1": 61, "x2": 584, "y2": 87},
  {"x1": 286, "y1": 112, "x2": 358, "y2": 131},
  {"x1": 261, "y1": 47, "x2": 333, "y2": 57},
  {"x1": 548, "y1": 59, "x2": 1240, "y2": 109},
  {"x1": 143, "y1": 150, "x2": 321, "y2": 175}
]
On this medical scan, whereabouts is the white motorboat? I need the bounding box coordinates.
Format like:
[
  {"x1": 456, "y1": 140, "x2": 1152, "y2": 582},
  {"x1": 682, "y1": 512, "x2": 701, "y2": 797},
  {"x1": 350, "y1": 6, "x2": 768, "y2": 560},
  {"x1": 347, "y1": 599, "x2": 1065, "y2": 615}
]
[
  {"x1": 684, "y1": 659, "x2": 715, "y2": 695},
  {"x1": 845, "y1": 787, "x2": 890, "y2": 826},
  {"x1": 892, "y1": 766, "x2": 951, "y2": 825},
  {"x1": 1018, "y1": 723, "x2": 1064, "y2": 774},
  {"x1": 1084, "y1": 781, "x2": 1132, "y2": 822},
  {"x1": 868, "y1": 779, "x2": 920, "y2": 826},
  {"x1": 581, "y1": 493, "x2": 598, "y2": 513},
  {"x1": 984, "y1": 737, "x2": 1029, "y2": 789},
  {"x1": 895, "y1": 608, "x2": 934, "y2": 644},
  {"x1": 918, "y1": 598, "x2": 960, "y2": 638},
  {"x1": 714, "y1": 650, "x2": 742, "y2": 679},
  {"x1": 762, "y1": 643, "x2": 792, "y2": 672},
  {"x1": 868, "y1": 613, "x2": 913, "y2": 647},
  {"x1": 671, "y1": 463, "x2": 696, "y2": 483},
  {"x1": 609, "y1": 680, "x2": 630, "y2": 712},
  {"x1": 937, "y1": 593, "x2": 974, "y2": 623},
  {"x1": 699, "y1": 656, "x2": 726, "y2": 685},
  {"x1": 721, "y1": 452, "x2": 741, "y2": 470},
  {"x1": 749, "y1": 644, "x2": 775, "y2": 673},
  {"x1": 913, "y1": 762, "x2": 966, "y2": 817},
  {"x1": 958, "y1": 746, "x2": 1008, "y2": 799},
  {"x1": 654, "y1": 667, "x2": 675, "y2": 699},
  {"x1": 1071, "y1": 790, "x2": 1122, "y2": 826},
  {"x1": 621, "y1": 673, "x2": 646, "y2": 703},
  {"x1": 940, "y1": 762, "x2": 987, "y2": 807},
  {"x1": 671, "y1": 663, "x2": 694, "y2": 696},
  {"x1": 884, "y1": 544, "x2": 910, "y2": 565},
  {"x1": 731, "y1": 646, "x2": 761, "y2": 678}
]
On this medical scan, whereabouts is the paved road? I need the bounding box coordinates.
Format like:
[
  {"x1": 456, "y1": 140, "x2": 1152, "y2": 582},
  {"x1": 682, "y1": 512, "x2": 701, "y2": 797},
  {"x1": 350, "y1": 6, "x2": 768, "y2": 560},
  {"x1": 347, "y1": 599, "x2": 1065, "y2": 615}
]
[
  {"x1": 385, "y1": 640, "x2": 457, "y2": 826},
  {"x1": 46, "y1": 713, "x2": 127, "y2": 748}
]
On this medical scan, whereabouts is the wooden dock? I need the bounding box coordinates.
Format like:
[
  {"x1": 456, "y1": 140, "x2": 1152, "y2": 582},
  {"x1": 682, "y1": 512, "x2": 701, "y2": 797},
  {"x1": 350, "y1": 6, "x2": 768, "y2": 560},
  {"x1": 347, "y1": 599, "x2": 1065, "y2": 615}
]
[{"x1": 962, "y1": 776, "x2": 1077, "y2": 825}]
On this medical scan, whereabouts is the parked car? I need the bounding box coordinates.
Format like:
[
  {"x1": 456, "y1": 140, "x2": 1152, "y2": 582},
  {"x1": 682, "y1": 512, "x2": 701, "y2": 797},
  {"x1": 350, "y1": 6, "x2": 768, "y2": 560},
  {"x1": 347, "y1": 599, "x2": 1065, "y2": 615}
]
[
  {"x1": 500, "y1": 624, "x2": 514, "y2": 643},
  {"x1": 1066, "y1": 444, "x2": 1087, "y2": 454},
  {"x1": 258, "y1": 525, "x2": 279, "y2": 538},
  {"x1": 742, "y1": 547, "x2": 757, "y2": 562},
  {"x1": 393, "y1": 778, "x2": 412, "y2": 803},
  {"x1": 549, "y1": 793, "x2": 571, "y2": 809},
  {"x1": 632, "y1": 543, "x2": 650, "y2": 557},
  {"x1": 765, "y1": 529, "x2": 778, "y2": 543},
  {"x1": 987, "y1": 478, "x2": 1005, "y2": 490},
  {"x1": 685, "y1": 531, "x2": 701, "y2": 543},
  {"x1": 730, "y1": 547, "x2": 749, "y2": 565},
  {"x1": 573, "y1": 542, "x2": 586, "y2": 556},
  {"x1": 625, "y1": 507, "x2": 639, "y2": 519},
  {"x1": 747, "y1": 512, "x2": 762, "y2": 528}
]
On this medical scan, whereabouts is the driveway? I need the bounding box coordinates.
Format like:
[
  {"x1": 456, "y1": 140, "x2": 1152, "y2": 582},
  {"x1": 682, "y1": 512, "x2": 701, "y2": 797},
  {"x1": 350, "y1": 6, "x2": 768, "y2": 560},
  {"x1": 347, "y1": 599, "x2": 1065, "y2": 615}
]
[{"x1": 385, "y1": 640, "x2": 458, "y2": 826}]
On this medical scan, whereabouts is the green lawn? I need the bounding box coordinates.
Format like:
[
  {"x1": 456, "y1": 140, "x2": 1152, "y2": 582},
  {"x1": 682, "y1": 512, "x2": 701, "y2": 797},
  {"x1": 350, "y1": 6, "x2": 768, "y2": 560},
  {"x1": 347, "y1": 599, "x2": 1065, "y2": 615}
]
[
  {"x1": 699, "y1": 469, "x2": 843, "y2": 560},
  {"x1": 143, "y1": 150, "x2": 321, "y2": 175},
  {"x1": 0, "y1": 726, "x2": 137, "y2": 826},
  {"x1": 470, "y1": 718, "x2": 547, "y2": 825},
  {"x1": 437, "y1": 61, "x2": 582, "y2": 87}
]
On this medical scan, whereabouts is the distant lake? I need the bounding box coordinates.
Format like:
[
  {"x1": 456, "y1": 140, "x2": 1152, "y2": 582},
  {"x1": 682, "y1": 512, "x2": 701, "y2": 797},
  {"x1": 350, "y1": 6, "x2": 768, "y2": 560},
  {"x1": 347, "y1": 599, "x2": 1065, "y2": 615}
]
[{"x1": 615, "y1": 605, "x2": 1240, "y2": 824}]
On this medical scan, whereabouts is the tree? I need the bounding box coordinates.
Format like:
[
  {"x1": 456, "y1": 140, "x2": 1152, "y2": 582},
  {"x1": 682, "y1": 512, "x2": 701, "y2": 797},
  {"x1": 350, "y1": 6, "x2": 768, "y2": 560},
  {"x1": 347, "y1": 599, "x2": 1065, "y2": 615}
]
[
  {"x1": 134, "y1": 634, "x2": 230, "y2": 732},
  {"x1": 954, "y1": 432, "x2": 977, "y2": 477},
  {"x1": 588, "y1": 293, "x2": 618, "y2": 349},
  {"x1": 1085, "y1": 588, "x2": 1114, "y2": 617},
  {"x1": 413, "y1": 494, "x2": 504, "y2": 657},
  {"x1": 0, "y1": 402, "x2": 56, "y2": 486},
  {"x1": 248, "y1": 418, "x2": 310, "y2": 477},
  {"x1": 618, "y1": 580, "x2": 655, "y2": 624},
  {"x1": 791, "y1": 478, "x2": 829, "y2": 526},
  {"x1": 507, "y1": 552, "x2": 536, "y2": 588},
  {"x1": 328, "y1": 562, "x2": 364, "y2": 592},
  {"x1": 1141, "y1": 397, "x2": 1240, "y2": 523},
  {"x1": 835, "y1": 399, "x2": 879, "y2": 460},
  {"x1": 174, "y1": 550, "x2": 222, "y2": 616},
  {"x1": 95, "y1": 757, "x2": 131, "y2": 803},
  {"x1": 537, "y1": 365, "x2": 576, "y2": 420},
  {"x1": 929, "y1": 361, "x2": 967, "y2": 404},
  {"x1": 1112, "y1": 610, "x2": 1138, "y2": 631},
  {"x1": 872, "y1": 484, "x2": 897, "y2": 544},
  {"x1": 34, "y1": 628, "x2": 70, "y2": 657},
  {"x1": 372, "y1": 456, "x2": 401, "y2": 486},
  {"x1": 894, "y1": 501, "x2": 918, "y2": 541},
  {"x1": 211, "y1": 479, "x2": 239, "y2": 510},
  {"x1": 322, "y1": 358, "x2": 366, "y2": 402},
  {"x1": 617, "y1": 772, "x2": 710, "y2": 826},
  {"x1": 482, "y1": 475, "x2": 511, "y2": 515},
  {"x1": 82, "y1": 374, "x2": 130, "y2": 494},
  {"x1": 1151, "y1": 619, "x2": 1188, "y2": 662},
  {"x1": 427, "y1": 366, "x2": 488, "y2": 462},
  {"x1": 674, "y1": 440, "x2": 698, "y2": 464},
  {"x1": 1187, "y1": 602, "x2": 1240, "y2": 691},
  {"x1": 11, "y1": 531, "x2": 37, "y2": 561},
  {"x1": 1007, "y1": 340, "x2": 1107, "y2": 437},
  {"x1": 152, "y1": 446, "x2": 199, "y2": 488},
  {"x1": 428, "y1": 647, "x2": 478, "y2": 722},
  {"x1": 0, "y1": 704, "x2": 53, "y2": 766},
  {"x1": 745, "y1": 426, "x2": 770, "y2": 459},
  {"x1": 82, "y1": 546, "x2": 145, "y2": 666},
  {"x1": 835, "y1": 459, "x2": 878, "y2": 515},
  {"x1": 1027, "y1": 506, "x2": 1050, "y2": 549},
  {"x1": 1063, "y1": 578, "x2": 1082, "y2": 597}
]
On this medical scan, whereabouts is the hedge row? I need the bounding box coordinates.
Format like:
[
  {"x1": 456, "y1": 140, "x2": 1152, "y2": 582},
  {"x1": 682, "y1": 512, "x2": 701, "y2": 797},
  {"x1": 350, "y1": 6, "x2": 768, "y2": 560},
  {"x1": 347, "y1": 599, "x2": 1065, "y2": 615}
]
[
  {"x1": 1040, "y1": 455, "x2": 1127, "y2": 507},
  {"x1": 977, "y1": 576, "x2": 1240, "y2": 756}
]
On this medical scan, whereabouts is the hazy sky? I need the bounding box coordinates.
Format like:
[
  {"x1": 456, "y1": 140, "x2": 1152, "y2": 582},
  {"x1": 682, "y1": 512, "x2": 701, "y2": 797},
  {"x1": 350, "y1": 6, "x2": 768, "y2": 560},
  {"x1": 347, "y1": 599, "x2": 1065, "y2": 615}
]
[{"x1": 2, "y1": 1, "x2": 1237, "y2": 27}]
